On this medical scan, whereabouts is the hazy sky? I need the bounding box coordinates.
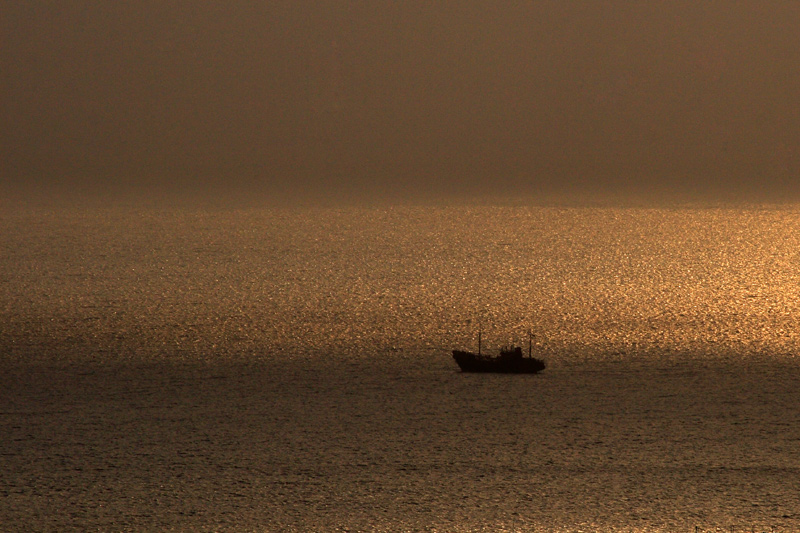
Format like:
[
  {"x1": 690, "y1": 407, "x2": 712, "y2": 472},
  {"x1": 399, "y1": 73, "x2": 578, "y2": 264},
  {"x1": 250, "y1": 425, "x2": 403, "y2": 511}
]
[{"x1": 3, "y1": 2, "x2": 800, "y2": 202}]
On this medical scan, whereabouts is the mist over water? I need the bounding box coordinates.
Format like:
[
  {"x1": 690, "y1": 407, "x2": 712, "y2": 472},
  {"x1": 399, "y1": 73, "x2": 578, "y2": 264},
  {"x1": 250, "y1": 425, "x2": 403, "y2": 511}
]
[
  {"x1": 3, "y1": 203, "x2": 800, "y2": 531},
  {"x1": 4, "y1": 2, "x2": 800, "y2": 203}
]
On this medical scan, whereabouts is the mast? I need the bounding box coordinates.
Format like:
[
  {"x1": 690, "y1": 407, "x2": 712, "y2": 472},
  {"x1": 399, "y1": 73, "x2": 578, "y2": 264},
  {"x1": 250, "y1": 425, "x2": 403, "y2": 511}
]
[{"x1": 528, "y1": 329, "x2": 532, "y2": 358}]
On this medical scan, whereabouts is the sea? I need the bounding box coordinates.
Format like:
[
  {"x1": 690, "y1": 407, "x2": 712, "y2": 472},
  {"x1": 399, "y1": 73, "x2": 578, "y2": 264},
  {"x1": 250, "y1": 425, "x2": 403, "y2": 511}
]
[{"x1": 2, "y1": 202, "x2": 800, "y2": 532}]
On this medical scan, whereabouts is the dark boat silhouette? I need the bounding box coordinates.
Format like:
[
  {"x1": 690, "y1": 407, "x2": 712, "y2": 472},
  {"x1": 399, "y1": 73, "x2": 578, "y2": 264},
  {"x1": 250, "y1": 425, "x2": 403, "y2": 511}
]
[{"x1": 453, "y1": 328, "x2": 546, "y2": 373}]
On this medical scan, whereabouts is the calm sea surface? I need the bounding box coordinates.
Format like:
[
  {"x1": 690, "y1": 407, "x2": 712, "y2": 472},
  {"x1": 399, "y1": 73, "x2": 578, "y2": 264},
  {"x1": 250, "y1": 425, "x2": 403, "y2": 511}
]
[{"x1": 2, "y1": 204, "x2": 800, "y2": 531}]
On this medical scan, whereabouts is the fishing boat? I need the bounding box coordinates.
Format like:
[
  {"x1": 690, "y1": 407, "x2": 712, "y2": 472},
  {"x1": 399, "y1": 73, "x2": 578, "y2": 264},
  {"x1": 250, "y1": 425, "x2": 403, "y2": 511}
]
[{"x1": 453, "y1": 328, "x2": 546, "y2": 373}]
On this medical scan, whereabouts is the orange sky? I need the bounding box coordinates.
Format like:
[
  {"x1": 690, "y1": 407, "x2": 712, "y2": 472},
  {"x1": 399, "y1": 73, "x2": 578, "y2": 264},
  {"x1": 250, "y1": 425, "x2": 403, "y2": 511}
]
[{"x1": 3, "y1": 2, "x2": 800, "y2": 202}]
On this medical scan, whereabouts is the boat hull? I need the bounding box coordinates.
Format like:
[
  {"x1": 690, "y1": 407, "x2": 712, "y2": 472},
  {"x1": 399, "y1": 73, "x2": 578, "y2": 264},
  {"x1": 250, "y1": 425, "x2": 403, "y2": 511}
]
[{"x1": 452, "y1": 350, "x2": 546, "y2": 374}]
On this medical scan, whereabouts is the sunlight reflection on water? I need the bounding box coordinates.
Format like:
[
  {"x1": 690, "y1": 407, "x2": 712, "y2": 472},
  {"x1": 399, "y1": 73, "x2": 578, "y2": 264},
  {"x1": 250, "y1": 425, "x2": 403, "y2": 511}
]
[{"x1": 5, "y1": 205, "x2": 800, "y2": 365}]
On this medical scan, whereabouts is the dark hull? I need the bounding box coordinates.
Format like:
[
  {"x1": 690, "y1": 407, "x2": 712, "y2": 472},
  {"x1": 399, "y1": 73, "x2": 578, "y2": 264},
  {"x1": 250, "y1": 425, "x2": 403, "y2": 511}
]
[{"x1": 452, "y1": 350, "x2": 546, "y2": 374}]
